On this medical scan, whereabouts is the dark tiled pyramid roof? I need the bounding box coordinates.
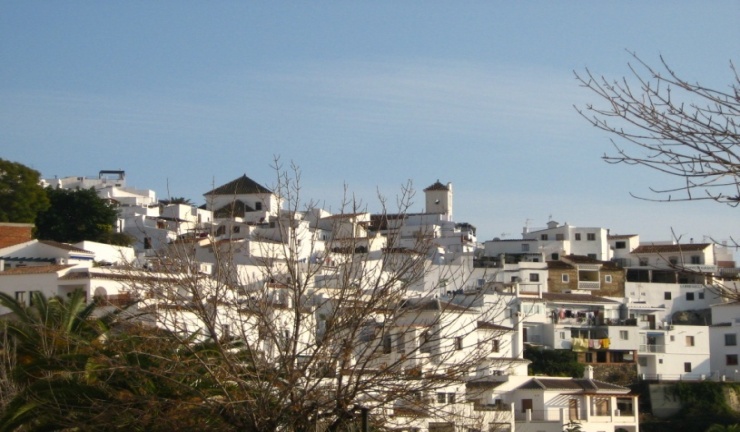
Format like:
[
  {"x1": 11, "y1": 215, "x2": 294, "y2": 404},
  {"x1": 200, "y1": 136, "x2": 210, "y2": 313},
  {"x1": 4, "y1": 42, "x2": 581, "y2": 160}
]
[
  {"x1": 204, "y1": 175, "x2": 272, "y2": 196},
  {"x1": 424, "y1": 180, "x2": 449, "y2": 191}
]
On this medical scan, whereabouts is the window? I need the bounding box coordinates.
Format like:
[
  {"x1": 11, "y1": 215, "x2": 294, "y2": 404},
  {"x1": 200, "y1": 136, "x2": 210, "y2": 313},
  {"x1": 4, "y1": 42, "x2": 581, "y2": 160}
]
[
  {"x1": 670, "y1": 335, "x2": 675, "y2": 342},
  {"x1": 255, "y1": 202, "x2": 262, "y2": 210},
  {"x1": 686, "y1": 292, "x2": 695, "y2": 301},
  {"x1": 555, "y1": 233, "x2": 564, "y2": 241},
  {"x1": 691, "y1": 256, "x2": 701, "y2": 264},
  {"x1": 638, "y1": 357, "x2": 648, "y2": 367},
  {"x1": 727, "y1": 355, "x2": 739, "y2": 366},
  {"x1": 587, "y1": 233, "x2": 596, "y2": 241},
  {"x1": 14, "y1": 291, "x2": 26, "y2": 306},
  {"x1": 664, "y1": 292, "x2": 672, "y2": 300},
  {"x1": 669, "y1": 256, "x2": 678, "y2": 265},
  {"x1": 615, "y1": 241, "x2": 626, "y2": 249},
  {"x1": 551, "y1": 253, "x2": 559, "y2": 260},
  {"x1": 725, "y1": 334, "x2": 737, "y2": 346},
  {"x1": 585, "y1": 352, "x2": 593, "y2": 363},
  {"x1": 521, "y1": 243, "x2": 530, "y2": 252},
  {"x1": 699, "y1": 292, "x2": 705, "y2": 299},
  {"x1": 383, "y1": 335, "x2": 392, "y2": 354},
  {"x1": 492, "y1": 339, "x2": 500, "y2": 352},
  {"x1": 396, "y1": 333, "x2": 406, "y2": 354},
  {"x1": 605, "y1": 275, "x2": 613, "y2": 283},
  {"x1": 562, "y1": 274, "x2": 570, "y2": 283},
  {"x1": 575, "y1": 233, "x2": 582, "y2": 241},
  {"x1": 521, "y1": 399, "x2": 533, "y2": 413},
  {"x1": 28, "y1": 291, "x2": 41, "y2": 306},
  {"x1": 639, "y1": 257, "x2": 649, "y2": 266},
  {"x1": 541, "y1": 234, "x2": 548, "y2": 240},
  {"x1": 447, "y1": 393, "x2": 456, "y2": 404},
  {"x1": 587, "y1": 253, "x2": 597, "y2": 259},
  {"x1": 437, "y1": 392, "x2": 446, "y2": 404},
  {"x1": 529, "y1": 273, "x2": 540, "y2": 282},
  {"x1": 560, "y1": 331, "x2": 566, "y2": 340},
  {"x1": 684, "y1": 362, "x2": 692, "y2": 373},
  {"x1": 454, "y1": 336, "x2": 463, "y2": 350},
  {"x1": 620, "y1": 330, "x2": 629, "y2": 340},
  {"x1": 686, "y1": 336, "x2": 695, "y2": 347}
]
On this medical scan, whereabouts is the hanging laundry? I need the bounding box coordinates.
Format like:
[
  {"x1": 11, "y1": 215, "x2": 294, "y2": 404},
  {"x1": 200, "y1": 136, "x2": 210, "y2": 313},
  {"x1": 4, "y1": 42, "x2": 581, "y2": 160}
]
[
  {"x1": 591, "y1": 339, "x2": 602, "y2": 349},
  {"x1": 601, "y1": 338, "x2": 610, "y2": 349},
  {"x1": 572, "y1": 337, "x2": 588, "y2": 352}
]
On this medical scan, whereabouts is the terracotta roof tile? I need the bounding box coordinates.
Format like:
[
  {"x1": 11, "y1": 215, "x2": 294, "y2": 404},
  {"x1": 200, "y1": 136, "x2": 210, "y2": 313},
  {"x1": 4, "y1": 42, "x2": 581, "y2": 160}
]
[
  {"x1": 38, "y1": 240, "x2": 93, "y2": 253},
  {"x1": 632, "y1": 243, "x2": 711, "y2": 254},
  {"x1": 0, "y1": 265, "x2": 74, "y2": 275}
]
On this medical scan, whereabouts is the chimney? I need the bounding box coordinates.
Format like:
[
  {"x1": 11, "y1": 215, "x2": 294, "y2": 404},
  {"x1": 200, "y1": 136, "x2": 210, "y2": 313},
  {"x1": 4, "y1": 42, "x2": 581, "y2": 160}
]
[{"x1": 584, "y1": 365, "x2": 594, "y2": 380}]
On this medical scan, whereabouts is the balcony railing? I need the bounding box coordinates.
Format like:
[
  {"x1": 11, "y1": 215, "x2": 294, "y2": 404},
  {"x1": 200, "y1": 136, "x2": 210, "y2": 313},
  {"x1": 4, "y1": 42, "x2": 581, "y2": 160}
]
[
  {"x1": 578, "y1": 281, "x2": 600, "y2": 290},
  {"x1": 639, "y1": 344, "x2": 665, "y2": 353}
]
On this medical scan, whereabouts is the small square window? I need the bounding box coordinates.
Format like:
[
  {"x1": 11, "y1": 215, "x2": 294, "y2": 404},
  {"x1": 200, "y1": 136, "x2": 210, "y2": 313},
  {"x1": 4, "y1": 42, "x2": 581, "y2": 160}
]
[
  {"x1": 659, "y1": 359, "x2": 663, "y2": 364},
  {"x1": 437, "y1": 393, "x2": 446, "y2": 404},
  {"x1": 530, "y1": 273, "x2": 540, "y2": 282},
  {"x1": 560, "y1": 331, "x2": 566, "y2": 340},
  {"x1": 619, "y1": 330, "x2": 629, "y2": 340},
  {"x1": 492, "y1": 339, "x2": 500, "y2": 352},
  {"x1": 664, "y1": 292, "x2": 672, "y2": 300},
  {"x1": 699, "y1": 292, "x2": 705, "y2": 299},
  {"x1": 551, "y1": 253, "x2": 559, "y2": 260},
  {"x1": 691, "y1": 256, "x2": 701, "y2": 264},
  {"x1": 575, "y1": 233, "x2": 582, "y2": 241},
  {"x1": 541, "y1": 234, "x2": 548, "y2": 241},
  {"x1": 455, "y1": 336, "x2": 463, "y2": 350},
  {"x1": 727, "y1": 355, "x2": 739, "y2": 366},
  {"x1": 587, "y1": 253, "x2": 597, "y2": 259},
  {"x1": 447, "y1": 393, "x2": 456, "y2": 404},
  {"x1": 725, "y1": 334, "x2": 737, "y2": 346},
  {"x1": 670, "y1": 335, "x2": 675, "y2": 342},
  {"x1": 684, "y1": 362, "x2": 692, "y2": 372},
  {"x1": 587, "y1": 233, "x2": 596, "y2": 241},
  {"x1": 686, "y1": 293, "x2": 695, "y2": 301},
  {"x1": 562, "y1": 274, "x2": 570, "y2": 283},
  {"x1": 605, "y1": 275, "x2": 613, "y2": 283},
  {"x1": 521, "y1": 243, "x2": 530, "y2": 252},
  {"x1": 615, "y1": 241, "x2": 626, "y2": 249},
  {"x1": 686, "y1": 336, "x2": 695, "y2": 347},
  {"x1": 555, "y1": 233, "x2": 564, "y2": 241}
]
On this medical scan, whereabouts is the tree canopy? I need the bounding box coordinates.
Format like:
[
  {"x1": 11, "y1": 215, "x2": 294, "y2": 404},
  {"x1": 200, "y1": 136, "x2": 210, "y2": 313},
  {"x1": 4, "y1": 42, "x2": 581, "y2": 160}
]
[
  {"x1": 0, "y1": 159, "x2": 49, "y2": 223},
  {"x1": 35, "y1": 187, "x2": 120, "y2": 244}
]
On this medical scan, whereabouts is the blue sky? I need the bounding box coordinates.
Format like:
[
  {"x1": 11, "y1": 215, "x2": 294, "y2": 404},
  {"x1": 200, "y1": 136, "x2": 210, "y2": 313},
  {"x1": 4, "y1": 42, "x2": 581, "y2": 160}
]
[{"x1": 1, "y1": 2, "x2": 738, "y2": 246}]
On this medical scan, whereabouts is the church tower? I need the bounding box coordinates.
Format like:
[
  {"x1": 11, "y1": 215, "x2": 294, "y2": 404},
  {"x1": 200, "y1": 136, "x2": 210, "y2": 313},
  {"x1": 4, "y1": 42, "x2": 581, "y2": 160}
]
[{"x1": 424, "y1": 180, "x2": 453, "y2": 220}]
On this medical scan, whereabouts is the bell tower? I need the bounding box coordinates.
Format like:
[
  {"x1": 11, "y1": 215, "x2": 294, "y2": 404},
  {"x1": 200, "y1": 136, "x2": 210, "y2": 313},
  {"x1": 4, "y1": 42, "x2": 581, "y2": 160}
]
[{"x1": 424, "y1": 180, "x2": 453, "y2": 220}]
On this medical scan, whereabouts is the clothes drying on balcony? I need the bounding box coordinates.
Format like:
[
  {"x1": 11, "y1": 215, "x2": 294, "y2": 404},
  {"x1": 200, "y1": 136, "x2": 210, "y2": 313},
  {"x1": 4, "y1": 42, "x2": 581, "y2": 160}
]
[{"x1": 572, "y1": 337, "x2": 610, "y2": 352}]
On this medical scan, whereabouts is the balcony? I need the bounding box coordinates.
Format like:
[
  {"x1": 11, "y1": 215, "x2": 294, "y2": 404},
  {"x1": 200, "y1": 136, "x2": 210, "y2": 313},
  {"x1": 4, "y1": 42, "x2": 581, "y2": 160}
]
[
  {"x1": 578, "y1": 281, "x2": 600, "y2": 290},
  {"x1": 639, "y1": 344, "x2": 665, "y2": 353}
]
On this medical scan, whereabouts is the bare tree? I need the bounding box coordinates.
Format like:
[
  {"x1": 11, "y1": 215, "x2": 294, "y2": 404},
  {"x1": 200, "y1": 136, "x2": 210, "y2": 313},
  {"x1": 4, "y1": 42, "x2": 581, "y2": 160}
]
[
  {"x1": 122, "y1": 160, "x2": 519, "y2": 431},
  {"x1": 575, "y1": 52, "x2": 740, "y2": 205}
]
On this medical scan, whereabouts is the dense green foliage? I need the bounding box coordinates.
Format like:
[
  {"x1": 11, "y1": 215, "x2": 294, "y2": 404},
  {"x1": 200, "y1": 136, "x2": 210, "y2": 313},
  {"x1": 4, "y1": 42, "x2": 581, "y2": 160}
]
[
  {"x1": 641, "y1": 382, "x2": 740, "y2": 432},
  {"x1": 0, "y1": 291, "x2": 235, "y2": 431},
  {"x1": 524, "y1": 345, "x2": 585, "y2": 378},
  {"x1": 0, "y1": 159, "x2": 49, "y2": 223},
  {"x1": 35, "y1": 187, "x2": 120, "y2": 244}
]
